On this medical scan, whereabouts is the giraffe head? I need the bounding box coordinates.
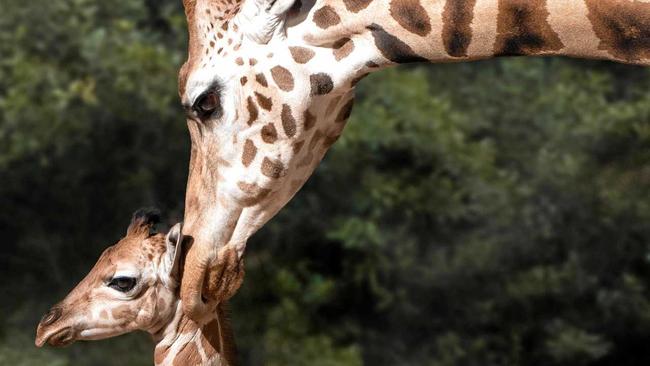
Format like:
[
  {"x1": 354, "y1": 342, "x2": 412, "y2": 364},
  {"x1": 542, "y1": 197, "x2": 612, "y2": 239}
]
[
  {"x1": 177, "y1": 0, "x2": 650, "y2": 320},
  {"x1": 35, "y1": 209, "x2": 237, "y2": 364},
  {"x1": 35, "y1": 209, "x2": 184, "y2": 347},
  {"x1": 178, "y1": 0, "x2": 379, "y2": 320}
]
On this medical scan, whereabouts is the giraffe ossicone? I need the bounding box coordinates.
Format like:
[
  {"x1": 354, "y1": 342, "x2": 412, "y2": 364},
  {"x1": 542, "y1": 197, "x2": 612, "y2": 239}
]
[{"x1": 35, "y1": 209, "x2": 238, "y2": 366}]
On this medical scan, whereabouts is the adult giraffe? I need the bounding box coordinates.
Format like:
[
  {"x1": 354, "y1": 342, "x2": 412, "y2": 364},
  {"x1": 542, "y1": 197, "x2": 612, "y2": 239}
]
[
  {"x1": 35, "y1": 210, "x2": 237, "y2": 365},
  {"x1": 177, "y1": 0, "x2": 650, "y2": 321}
]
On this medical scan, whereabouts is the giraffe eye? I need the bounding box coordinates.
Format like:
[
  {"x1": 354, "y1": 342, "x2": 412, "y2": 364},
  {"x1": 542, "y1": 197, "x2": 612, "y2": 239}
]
[
  {"x1": 193, "y1": 90, "x2": 221, "y2": 119},
  {"x1": 108, "y1": 277, "x2": 137, "y2": 292}
]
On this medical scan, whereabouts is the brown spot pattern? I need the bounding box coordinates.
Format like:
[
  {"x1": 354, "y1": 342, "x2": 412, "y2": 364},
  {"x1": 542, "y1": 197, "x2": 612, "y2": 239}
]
[
  {"x1": 261, "y1": 123, "x2": 278, "y2": 143},
  {"x1": 585, "y1": 0, "x2": 650, "y2": 61},
  {"x1": 351, "y1": 73, "x2": 368, "y2": 86},
  {"x1": 309, "y1": 130, "x2": 325, "y2": 149},
  {"x1": 271, "y1": 66, "x2": 295, "y2": 91},
  {"x1": 288, "y1": 0, "x2": 303, "y2": 17},
  {"x1": 173, "y1": 341, "x2": 200, "y2": 366},
  {"x1": 297, "y1": 152, "x2": 313, "y2": 168},
  {"x1": 246, "y1": 96, "x2": 258, "y2": 125},
  {"x1": 344, "y1": 0, "x2": 373, "y2": 12},
  {"x1": 333, "y1": 38, "x2": 355, "y2": 60},
  {"x1": 326, "y1": 96, "x2": 343, "y2": 115},
  {"x1": 281, "y1": 104, "x2": 297, "y2": 138},
  {"x1": 156, "y1": 298, "x2": 167, "y2": 313},
  {"x1": 289, "y1": 46, "x2": 315, "y2": 63},
  {"x1": 367, "y1": 23, "x2": 428, "y2": 63},
  {"x1": 442, "y1": 0, "x2": 477, "y2": 57},
  {"x1": 242, "y1": 139, "x2": 257, "y2": 167},
  {"x1": 255, "y1": 92, "x2": 273, "y2": 111},
  {"x1": 154, "y1": 347, "x2": 170, "y2": 364},
  {"x1": 336, "y1": 99, "x2": 355, "y2": 123},
  {"x1": 304, "y1": 110, "x2": 316, "y2": 130},
  {"x1": 261, "y1": 157, "x2": 284, "y2": 178},
  {"x1": 389, "y1": 0, "x2": 432, "y2": 36},
  {"x1": 313, "y1": 6, "x2": 341, "y2": 29},
  {"x1": 323, "y1": 134, "x2": 341, "y2": 148},
  {"x1": 111, "y1": 305, "x2": 132, "y2": 319},
  {"x1": 494, "y1": 0, "x2": 564, "y2": 56},
  {"x1": 293, "y1": 140, "x2": 305, "y2": 154},
  {"x1": 290, "y1": 179, "x2": 303, "y2": 193},
  {"x1": 310, "y1": 73, "x2": 334, "y2": 95},
  {"x1": 186, "y1": 195, "x2": 199, "y2": 212},
  {"x1": 237, "y1": 181, "x2": 272, "y2": 206},
  {"x1": 255, "y1": 73, "x2": 268, "y2": 87},
  {"x1": 240, "y1": 76, "x2": 248, "y2": 85},
  {"x1": 201, "y1": 319, "x2": 223, "y2": 356}
]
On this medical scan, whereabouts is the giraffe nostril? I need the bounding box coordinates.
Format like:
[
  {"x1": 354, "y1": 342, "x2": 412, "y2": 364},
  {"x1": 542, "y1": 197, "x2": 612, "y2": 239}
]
[{"x1": 40, "y1": 307, "x2": 62, "y2": 326}]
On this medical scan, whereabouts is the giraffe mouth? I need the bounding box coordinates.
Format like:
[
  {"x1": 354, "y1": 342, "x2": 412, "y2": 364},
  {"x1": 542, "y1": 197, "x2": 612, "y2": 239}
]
[{"x1": 35, "y1": 326, "x2": 77, "y2": 348}]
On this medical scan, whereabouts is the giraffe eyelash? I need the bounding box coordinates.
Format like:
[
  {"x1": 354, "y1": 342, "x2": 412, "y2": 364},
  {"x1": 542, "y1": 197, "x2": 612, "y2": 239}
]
[
  {"x1": 107, "y1": 276, "x2": 137, "y2": 293},
  {"x1": 193, "y1": 89, "x2": 222, "y2": 119},
  {"x1": 186, "y1": 79, "x2": 224, "y2": 120}
]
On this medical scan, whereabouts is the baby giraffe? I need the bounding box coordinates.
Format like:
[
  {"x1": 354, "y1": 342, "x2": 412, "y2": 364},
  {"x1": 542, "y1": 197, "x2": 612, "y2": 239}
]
[{"x1": 35, "y1": 209, "x2": 240, "y2": 366}]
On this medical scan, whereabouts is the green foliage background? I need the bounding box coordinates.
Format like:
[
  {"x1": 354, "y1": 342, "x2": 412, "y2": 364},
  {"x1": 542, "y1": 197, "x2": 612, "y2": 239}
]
[{"x1": 1, "y1": 1, "x2": 649, "y2": 365}]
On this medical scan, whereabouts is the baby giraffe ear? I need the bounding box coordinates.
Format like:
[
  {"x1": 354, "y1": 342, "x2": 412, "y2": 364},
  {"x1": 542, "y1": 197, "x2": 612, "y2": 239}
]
[
  {"x1": 237, "y1": 0, "x2": 298, "y2": 43},
  {"x1": 164, "y1": 223, "x2": 184, "y2": 285}
]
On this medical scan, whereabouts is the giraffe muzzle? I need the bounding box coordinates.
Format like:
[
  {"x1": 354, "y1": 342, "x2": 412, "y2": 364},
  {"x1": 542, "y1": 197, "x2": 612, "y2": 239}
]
[
  {"x1": 35, "y1": 307, "x2": 78, "y2": 347},
  {"x1": 35, "y1": 325, "x2": 77, "y2": 348}
]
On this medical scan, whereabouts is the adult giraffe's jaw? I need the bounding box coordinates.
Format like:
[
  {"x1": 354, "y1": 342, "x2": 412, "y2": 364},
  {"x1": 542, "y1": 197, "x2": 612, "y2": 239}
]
[
  {"x1": 179, "y1": 201, "x2": 247, "y2": 323},
  {"x1": 181, "y1": 243, "x2": 247, "y2": 323}
]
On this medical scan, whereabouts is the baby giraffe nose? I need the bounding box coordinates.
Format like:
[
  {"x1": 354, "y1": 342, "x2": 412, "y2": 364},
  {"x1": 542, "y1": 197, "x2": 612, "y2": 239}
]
[{"x1": 40, "y1": 307, "x2": 62, "y2": 326}]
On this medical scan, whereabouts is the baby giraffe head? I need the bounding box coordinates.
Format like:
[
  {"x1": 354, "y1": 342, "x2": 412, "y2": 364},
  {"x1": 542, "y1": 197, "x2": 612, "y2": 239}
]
[
  {"x1": 35, "y1": 208, "x2": 181, "y2": 347},
  {"x1": 34, "y1": 208, "x2": 238, "y2": 365}
]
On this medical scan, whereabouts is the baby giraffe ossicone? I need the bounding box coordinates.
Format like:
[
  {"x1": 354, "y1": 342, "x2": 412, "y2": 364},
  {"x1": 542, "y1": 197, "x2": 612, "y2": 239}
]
[{"x1": 35, "y1": 209, "x2": 240, "y2": 366}]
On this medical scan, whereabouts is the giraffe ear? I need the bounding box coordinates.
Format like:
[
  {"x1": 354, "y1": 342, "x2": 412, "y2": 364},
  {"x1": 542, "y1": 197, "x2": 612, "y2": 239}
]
[
  {"x1": 164, "y1": 222, "x2": 184, "y2": 283},
  {"x1": 237, "y1": 0, "x2": 298, "y2": 44}
]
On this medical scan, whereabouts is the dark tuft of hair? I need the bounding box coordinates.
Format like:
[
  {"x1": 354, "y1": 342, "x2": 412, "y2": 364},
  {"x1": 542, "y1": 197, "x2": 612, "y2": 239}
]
[
  {"x1": 131, "y1": 207, "x2": 161, "y2": 226},
  {"x1": 127, "y1": 207, "x2": 162, "y2": 236}
]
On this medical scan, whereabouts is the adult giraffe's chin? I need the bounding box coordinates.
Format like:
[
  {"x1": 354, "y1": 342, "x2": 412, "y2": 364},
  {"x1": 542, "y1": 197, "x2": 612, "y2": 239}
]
[{"x1": 177, "y1": 0, "x2": 650, "y2": 321}]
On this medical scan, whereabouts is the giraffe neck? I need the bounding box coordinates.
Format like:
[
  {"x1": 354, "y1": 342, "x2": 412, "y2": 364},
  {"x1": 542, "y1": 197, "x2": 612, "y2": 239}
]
[
  {"x1": 152, "y1": 301, "x2": 236, "y2": 366},
  {"x1": 293, "y1": 0, "x2": 649, "y2": 66}
]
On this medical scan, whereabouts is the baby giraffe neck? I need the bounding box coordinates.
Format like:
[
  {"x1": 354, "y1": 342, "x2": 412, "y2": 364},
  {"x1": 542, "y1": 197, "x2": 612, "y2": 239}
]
[{"x1": 153, "y1": 302, "x2": 236, "y2": 366}]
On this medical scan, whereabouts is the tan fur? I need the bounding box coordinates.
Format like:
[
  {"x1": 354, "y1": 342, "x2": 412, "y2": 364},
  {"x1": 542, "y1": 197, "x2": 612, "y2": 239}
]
[
  {"x1": 175, "y1": 0, "x2": 649, "y2": 322},
  {"x1": 35, "y1": 215, "x2": 237, "y2": 365}
]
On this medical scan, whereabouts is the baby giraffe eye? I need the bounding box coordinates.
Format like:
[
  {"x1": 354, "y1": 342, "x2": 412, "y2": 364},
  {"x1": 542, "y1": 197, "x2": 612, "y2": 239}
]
[
  {"x1": 108, "y1": 277, "x2": 137, "y2": 292},
  {"x1": 193, "y1": 90, "x2": 221, "y2": 119}
]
